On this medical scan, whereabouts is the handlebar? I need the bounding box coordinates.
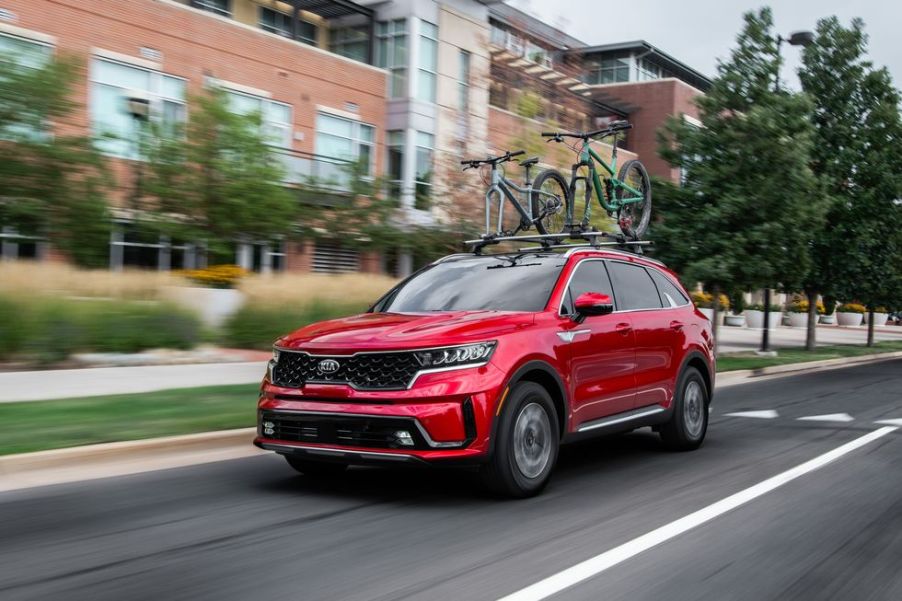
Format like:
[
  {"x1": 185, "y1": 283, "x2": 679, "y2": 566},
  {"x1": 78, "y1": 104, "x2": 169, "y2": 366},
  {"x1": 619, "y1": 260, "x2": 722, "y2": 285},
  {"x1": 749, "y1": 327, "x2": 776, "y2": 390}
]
[
  {"x1": 461, "y1": 149, "x2": 526, "y2": 170},
  {"x1": 542, "y1": 120, "x2": 633, "y2": 142}
]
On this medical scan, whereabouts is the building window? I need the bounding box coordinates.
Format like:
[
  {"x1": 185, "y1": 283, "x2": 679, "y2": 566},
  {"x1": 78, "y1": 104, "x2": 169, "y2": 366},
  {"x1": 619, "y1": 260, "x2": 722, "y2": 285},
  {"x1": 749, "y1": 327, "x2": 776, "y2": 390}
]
[
  {"x1": 0, "y1": 228, "x2": 44, "y2": 261},
  {"x1": 0, "y1": 32, "x2": 52, "y2": 69},
  {"x1": 386, "y1": 130, "x2": 404, "y2": 201},
  {"x1": 330, "y1": 25, "x2": 369, "y2": 63},
  {"x1": 458, "y1": 49, "x2": 470, "y2": 113},
  {"x1": 376, "y1": 19, "x2": 407, "y2": 98},
  {"x1": 192, "y1": 0, "x2": 231, "y2": 18},
  {"x1": 109, "y1": 225, "x2": 201, "y2": 271},
  {"x1": 89, "y1": 58, "x2": 186, "y2": 158},
  {"x1": 526, "y1": 42, "x2": 550, "y2": 67},
  {"x1": 315, "y1": 112, "x2": 375, "y2": 180},
  {"x1": 224, "y1": 89, "x2": 292, "y2": 149},
  {"x1": 417, "y1": 21, "x2": 438, "y2": 103},
  {"x1": 259, "y1": 8, "x2": 317, "y2": 45},
  {"x1": 637, "y1": 57, "x2": 667, "y2": 81},
  {"x1": 236, "y1": 239, "x2": 285, "y2": 273},
  {"x1": 489, "y1": 23, "x2": 524, "y2": 55},
  {"x1": 414, "y1": 131, "x2": 433, "y2": 210},
  {"x1": 587, "y1": 55, "x2": 630, "y2": 85}
]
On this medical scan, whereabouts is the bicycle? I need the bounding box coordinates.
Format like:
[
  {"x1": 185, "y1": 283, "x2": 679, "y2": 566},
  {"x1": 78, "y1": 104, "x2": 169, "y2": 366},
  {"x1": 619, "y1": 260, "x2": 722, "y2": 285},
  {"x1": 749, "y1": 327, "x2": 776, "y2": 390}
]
[
  {"x1": 461, "y1": 150, "x2": 569, "y2": 237},
  {"x1": 536, "y1": 120, "x2": 652, "y2": 240}
]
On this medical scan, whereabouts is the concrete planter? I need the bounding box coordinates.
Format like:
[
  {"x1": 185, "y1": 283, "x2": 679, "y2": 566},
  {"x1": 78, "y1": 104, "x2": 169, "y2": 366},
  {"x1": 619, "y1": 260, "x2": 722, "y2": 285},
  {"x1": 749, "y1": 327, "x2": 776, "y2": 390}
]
[
  {"x1": 745, "y1": 310, "x2": 781, "y2": 329},
  {"x1": 870, "y1": 312, "x2": 889, "y2": 326},
  {"x1": 724, "y1": 314, "x2": 746, "y2": 327},
  {"x1": 787, "y1": 312, "x2": 809, "y2": 328},
  {"x1": 772, "y1": 312, "x2": 785, "y2": 327},
  {"x1": 819, "y1": 314, "x2": 836, "y2": 325},
  {"x1": 163, "y1": 286, "x2": 245, "y2": 328},
  {"x1": 836, "y1": 311, "x2": 864, "y2": 327},
  {"x1": 699, "y1": 308, "x2": 715, "y2": 322}
]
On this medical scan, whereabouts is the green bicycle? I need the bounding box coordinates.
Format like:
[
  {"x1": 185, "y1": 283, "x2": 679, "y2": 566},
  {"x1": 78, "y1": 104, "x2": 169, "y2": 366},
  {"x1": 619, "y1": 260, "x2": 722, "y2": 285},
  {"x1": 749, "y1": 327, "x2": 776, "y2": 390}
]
[{"x1": 535, "y1": 120, "x2": 652, "y2": 240}]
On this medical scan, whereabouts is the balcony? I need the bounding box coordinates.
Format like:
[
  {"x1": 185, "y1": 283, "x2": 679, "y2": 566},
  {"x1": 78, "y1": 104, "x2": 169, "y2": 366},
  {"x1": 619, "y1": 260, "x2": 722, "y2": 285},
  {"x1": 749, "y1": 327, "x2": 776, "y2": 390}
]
[
  {"x1": 188, "y1": 0, "x2": 375, "y2": 65},
  {"x1": 276, "y1": 149, "x2": 359, "y2": 207}
]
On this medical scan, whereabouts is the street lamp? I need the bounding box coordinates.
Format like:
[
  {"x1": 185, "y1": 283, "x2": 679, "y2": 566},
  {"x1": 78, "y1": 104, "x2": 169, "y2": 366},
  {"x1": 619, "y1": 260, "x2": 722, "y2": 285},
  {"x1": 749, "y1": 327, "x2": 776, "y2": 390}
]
[
  {"x1": 760, "y1": 29, "x2": 815, "y2": 355},
  {"x1": 125, "y1": 92, "x2": 151, "y2": 211}
]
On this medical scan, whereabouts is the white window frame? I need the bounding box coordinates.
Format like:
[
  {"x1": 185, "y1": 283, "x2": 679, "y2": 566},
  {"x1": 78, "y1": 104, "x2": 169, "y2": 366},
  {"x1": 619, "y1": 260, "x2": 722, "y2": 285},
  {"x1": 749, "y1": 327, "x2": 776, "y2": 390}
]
[
  {"x1": 376, "y1": 19, "x2": 407, "y2": 98},
  {"x1": 224, "y1": 88, "x2": 293, "y2": 149},
  {"x1": 417, "y1": 20, "x2": 438, "y2": 103},
  {"x1": 314, "y1": 111, "x2": 376, "y2": 178}
]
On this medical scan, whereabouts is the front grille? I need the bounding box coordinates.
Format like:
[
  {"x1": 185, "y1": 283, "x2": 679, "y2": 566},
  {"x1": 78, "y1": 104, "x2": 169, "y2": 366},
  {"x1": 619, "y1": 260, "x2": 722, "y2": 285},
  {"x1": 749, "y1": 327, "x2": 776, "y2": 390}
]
[
  {"x1": 260, "y1": 412, "x2": 429, "y2": 450},
  {"x1": 272, "y1": 350, "x2": 421, "y2": 390}
]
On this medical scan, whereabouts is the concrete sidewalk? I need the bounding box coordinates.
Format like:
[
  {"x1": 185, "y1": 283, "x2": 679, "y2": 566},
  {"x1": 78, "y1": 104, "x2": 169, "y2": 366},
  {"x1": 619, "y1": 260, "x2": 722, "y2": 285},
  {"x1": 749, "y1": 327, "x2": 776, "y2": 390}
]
[{"x1": 714, "y1": 323, "x2": 902, "y2": 353}]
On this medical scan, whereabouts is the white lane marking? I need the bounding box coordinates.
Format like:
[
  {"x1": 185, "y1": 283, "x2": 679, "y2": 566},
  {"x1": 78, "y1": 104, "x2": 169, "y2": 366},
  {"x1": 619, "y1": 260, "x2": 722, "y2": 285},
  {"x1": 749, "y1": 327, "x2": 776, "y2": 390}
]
[
  {"x1": 798, "y1": 413, "x2": 855, "y2": 423},
  {"x1": 497, "y1": 426, "x2": 898, "y2": 601},
  {"x1": 875, "y1": 418, "x2": 902, "y2": 426},
  {"x1": 723, "y1": 410, "x2": 779, "y2": 419}
]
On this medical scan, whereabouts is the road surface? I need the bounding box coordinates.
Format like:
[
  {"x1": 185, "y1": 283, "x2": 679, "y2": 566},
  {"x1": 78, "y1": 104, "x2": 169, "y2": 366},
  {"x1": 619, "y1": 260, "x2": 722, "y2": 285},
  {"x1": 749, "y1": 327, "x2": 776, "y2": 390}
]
[{"x1": 1, "y1": 360, "x2": 901, "y2": 600}]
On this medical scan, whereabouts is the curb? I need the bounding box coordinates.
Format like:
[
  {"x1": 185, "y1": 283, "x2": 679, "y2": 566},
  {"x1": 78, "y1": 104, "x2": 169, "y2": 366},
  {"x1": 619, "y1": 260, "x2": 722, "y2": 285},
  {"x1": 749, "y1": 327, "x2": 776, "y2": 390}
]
[
  {"x1": 717, "y1": 350, "x2": 902, "y2": 386},
  {"x1": 0, "y1": 428, "x2": 259, "y2": 493}
]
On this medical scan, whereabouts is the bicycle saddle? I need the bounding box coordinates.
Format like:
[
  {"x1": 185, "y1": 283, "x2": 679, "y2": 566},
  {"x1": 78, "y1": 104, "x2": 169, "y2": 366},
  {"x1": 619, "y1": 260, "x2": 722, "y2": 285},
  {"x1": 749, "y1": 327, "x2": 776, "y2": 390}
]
[{"x1": 519, "y1": 156, "x2": 539, "y2": 167}]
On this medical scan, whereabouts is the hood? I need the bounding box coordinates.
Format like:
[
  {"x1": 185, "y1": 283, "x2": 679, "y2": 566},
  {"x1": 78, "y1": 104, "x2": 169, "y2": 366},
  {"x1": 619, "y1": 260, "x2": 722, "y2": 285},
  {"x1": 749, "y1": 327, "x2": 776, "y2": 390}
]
[{"x1": 276, "y1": 311, "x2": 534, "y2": 353}]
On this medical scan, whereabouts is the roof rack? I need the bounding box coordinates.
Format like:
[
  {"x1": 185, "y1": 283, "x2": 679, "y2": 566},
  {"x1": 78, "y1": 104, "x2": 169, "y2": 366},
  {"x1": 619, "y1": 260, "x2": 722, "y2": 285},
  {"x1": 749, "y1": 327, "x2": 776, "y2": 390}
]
[{"x1": 464, "y1": 230, "x2": 653, "y2": 255}]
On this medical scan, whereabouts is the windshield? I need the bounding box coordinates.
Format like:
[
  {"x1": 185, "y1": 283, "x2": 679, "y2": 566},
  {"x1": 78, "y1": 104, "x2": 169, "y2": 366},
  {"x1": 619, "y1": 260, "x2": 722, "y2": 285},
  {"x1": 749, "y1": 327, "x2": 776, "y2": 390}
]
[{"x1": 374, "y1": 255, "x2": 566, "y2": 313}]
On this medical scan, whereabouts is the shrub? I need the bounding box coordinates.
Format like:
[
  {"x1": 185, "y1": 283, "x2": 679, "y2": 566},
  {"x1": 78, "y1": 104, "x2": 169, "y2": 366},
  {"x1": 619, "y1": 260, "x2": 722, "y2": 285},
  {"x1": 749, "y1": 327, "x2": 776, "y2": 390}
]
[
  {"x1": 178, "y1": 264, "x2": 248, "y2": 289},
  {"x1": 222, "y1": 300, "x2": 369, "y2": 350},
  {"x1": 874, "y1": 306, "x2": 889, "y2": 313},
  {"x1": 838, "y1": 302, "x2": 867, "y2": 314},
  {"x1": 690, "y1": 291, "x2": 729, "y2": 310},
  {"x1": 788, "y1": 299, "x2": 825, "y2": 314},
  {"x1": 745, "y1": 303, "x2": 765, "y2": 311}
]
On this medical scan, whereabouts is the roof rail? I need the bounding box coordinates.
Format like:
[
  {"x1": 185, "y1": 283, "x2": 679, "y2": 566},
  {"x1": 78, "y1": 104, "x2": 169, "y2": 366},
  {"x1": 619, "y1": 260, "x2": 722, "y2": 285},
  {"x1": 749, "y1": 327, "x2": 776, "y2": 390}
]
[{"x1": 464, "y1": 229, "x2": 652, "y2": 255}]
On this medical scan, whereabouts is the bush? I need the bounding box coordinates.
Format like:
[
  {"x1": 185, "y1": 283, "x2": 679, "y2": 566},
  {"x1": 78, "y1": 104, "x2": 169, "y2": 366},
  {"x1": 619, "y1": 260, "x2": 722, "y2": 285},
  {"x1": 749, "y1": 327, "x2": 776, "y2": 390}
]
[
  {"x1": 222, "y1": 300, "x2": 369, "y2": 350},
  {"x1": 746, "y1": 303, "x2": 765, "y2": 311},
  {"x1": 0, "y1": 295, "x2": 201, "y2": 363},
  {"x1": 177, "y1": 264, "x2": 248, "y2": 289},
  {"x1": 788, "y1": 298, "x2": 825, "y2": 314},
  {"x1": 838, "y1": 302, "x2": 867, "y2": 314},
  {"x1": 691, "y1": 291, "x2": 730, "y2": 310}
]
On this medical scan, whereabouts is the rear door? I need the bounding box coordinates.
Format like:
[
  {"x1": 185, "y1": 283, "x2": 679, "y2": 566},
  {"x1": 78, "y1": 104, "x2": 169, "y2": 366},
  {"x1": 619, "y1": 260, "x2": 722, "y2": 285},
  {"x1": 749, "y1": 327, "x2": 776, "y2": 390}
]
[
  {"x1": 606, "y1": 261, "x2": 669, "y2": 409},
  {"x1": 647, "y1": 267, "x2": 693, "y2": 406},
  {"x1": 558, "y1": 259, "x2": 637, "y2": 427}
]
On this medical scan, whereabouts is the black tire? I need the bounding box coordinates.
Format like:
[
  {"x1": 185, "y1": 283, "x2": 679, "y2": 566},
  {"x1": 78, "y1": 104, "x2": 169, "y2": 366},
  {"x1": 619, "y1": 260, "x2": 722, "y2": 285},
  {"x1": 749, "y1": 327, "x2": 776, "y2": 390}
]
[
  {"x1": 531, "y1": 169, "x2": 571, "y2": 234},
  {"x1": 615, "y1": 159, "x2": 652, "y2": 240},
  {"x1": 481, "y1": 382, "x2": 560, "y2": 498},
  {"x1": 284, "y1": 456, "x2": 348, "y2": 478},
  {"x1": 659, "y1": 367, "x2": 708, "y2": 451}
]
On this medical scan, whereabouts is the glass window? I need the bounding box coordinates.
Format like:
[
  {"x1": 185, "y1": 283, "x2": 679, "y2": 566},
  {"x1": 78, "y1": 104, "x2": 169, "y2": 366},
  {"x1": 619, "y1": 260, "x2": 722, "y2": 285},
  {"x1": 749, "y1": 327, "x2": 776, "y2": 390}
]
[
  {"x1": 193, "y1": 0, "x2": 230, "y2": 17},
  {"x1": 225, "y1": 90, "x2": 292, "y2": 148},
  {"x1": 649, "y1": 268, "x2": 689, "y2": 307},
  {"x1": 458, "y1": 50, "x2": 470, "y2": 113},
  {"x1": 375, "y1": 255, "x2": 567, "y2": 313},
  {"x1": 330, "y1": 25, "x2": 369, "y2": 63},
  {"x1": 607, "y1": 262, "x2": 663, "y2": 311},
  {"x1": 377, "y1": 19, "x2": 407, "y2": 97},
  {"x1": 387, "y1": 130, "x2": 404, "y2": 201},
  {"x1": 0, "y1": 33, "x2": 52, "y2": 70},
  {"x1": 562, "y1": 260, "x2": 615, "y2": 315},
  {"x1": 586, "y1": 55, "x2": 631, "y2": 85},
  {"x1": 414, "y1": 131, "x2": 433, "y2": 210},
  {"x1": 417, "y1": 20, "x2": 437, "y2": 103},
  {"x1": 259, "y1": 7, "x2": 291, "y2": 39},
  {"x1": 89, "y1": 58, "x2": 187, "y2": 158},
  {"x1": 315, "y1": 112, "x2": 375, "y2": 177}
]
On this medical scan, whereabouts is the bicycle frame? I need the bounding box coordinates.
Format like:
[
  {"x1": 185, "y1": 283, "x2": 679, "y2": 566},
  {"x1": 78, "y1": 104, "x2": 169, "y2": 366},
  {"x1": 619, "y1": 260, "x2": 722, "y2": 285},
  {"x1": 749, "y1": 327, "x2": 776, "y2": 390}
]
[
  {"x1": 574, "y1": 138, "x2": 645, "y2": 217},
  {"x1": 484, "y1": 165, "x2": 534, "y2": 235}
]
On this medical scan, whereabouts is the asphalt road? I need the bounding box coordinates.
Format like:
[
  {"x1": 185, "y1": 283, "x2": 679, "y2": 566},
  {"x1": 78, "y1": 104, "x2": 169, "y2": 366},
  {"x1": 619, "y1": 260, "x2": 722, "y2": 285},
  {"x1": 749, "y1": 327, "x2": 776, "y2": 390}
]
[{"x1": 2, "y1": 360, "x2": 901, "y2": 601}]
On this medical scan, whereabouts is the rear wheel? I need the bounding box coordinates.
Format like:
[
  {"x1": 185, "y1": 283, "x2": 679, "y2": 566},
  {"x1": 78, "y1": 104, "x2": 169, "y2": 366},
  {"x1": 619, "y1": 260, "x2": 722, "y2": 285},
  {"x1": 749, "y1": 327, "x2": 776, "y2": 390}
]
[
  {"x1": 531, "y1": 169, "x2": 570, "y2": 234},
  {"x1": 481, "y1": 382, "x2": 559, "y2": 498},
  {"x1": 284, "y1": 456, "x2": 348, "y2": 478},
  {"x1": 616, "y1": 159, "x2": 652, "y2": 240},
  {"x1": 659, "y1": 367, "x2": 708, "y2": 451}
]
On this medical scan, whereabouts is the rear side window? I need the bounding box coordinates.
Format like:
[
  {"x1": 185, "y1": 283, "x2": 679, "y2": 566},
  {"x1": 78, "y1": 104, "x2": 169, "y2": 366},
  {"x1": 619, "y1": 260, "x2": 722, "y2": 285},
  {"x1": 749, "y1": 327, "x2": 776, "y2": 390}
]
[
  {"x1": 608, "y1": 262, "x2": 663, "y2": 311},
  {"x1": 562, "y1": 260, "x2": 614, "y2": 315},
  {"x1": 649, "y1": 268, "x2": 690, "y2": 307}
]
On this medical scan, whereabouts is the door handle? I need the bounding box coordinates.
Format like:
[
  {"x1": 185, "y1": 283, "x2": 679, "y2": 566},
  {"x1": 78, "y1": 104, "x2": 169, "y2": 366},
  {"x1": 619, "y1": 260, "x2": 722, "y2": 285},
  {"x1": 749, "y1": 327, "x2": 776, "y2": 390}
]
[
  {"x1": 615, "y1": 322, "x2": 632, "y2": 335},
  {"x1": 670, "y1": 321, "x2": 684, "y2": 331}
]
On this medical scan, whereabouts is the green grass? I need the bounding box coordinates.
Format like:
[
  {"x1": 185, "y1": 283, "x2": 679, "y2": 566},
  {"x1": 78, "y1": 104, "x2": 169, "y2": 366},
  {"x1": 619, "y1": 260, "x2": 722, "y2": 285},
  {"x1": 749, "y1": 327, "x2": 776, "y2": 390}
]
[
  {"x1": 0, "y1": 383, "x2": 260, "y2": 456},
  {"x1": 717, "y1": 340, "x2": 902, "y2": 372},
  {"x1": 3, "y1": 340, "x2": 901, "y2": 456}
]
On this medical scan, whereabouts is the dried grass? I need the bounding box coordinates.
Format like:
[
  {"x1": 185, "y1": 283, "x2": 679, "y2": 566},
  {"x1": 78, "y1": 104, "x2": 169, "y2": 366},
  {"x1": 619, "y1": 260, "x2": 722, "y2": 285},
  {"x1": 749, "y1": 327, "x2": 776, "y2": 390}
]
[
  {"x1": 237, "y1": 272, "x2": 398, "y2": 308},
  {"x1": 0, "y1": 262, "x2": 186, "y2": 300}
]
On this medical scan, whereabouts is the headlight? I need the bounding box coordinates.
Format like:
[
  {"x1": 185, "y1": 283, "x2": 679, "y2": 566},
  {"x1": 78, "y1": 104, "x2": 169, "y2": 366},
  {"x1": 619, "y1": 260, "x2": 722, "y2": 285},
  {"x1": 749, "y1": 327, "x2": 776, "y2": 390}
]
[{"x1": 413, "y1": 342, "x2": 496, "y2": 368}]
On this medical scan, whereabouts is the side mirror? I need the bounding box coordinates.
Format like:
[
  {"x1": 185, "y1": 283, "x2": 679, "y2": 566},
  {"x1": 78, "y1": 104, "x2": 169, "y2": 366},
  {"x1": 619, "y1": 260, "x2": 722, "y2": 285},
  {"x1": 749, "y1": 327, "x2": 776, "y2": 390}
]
[{"x1": 573, "y1": 292, "x2": 614, "y2": 323}]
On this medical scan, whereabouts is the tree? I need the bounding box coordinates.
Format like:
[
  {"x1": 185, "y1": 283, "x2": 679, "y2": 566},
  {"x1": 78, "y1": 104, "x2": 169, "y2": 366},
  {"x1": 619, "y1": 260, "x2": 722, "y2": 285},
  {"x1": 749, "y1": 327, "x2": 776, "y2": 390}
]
[
  {"x1": 141, "y1": 88, "x2": 297, "y2": 260},
  {"x1": 797, "y1": 17, "x2": 872, "y2": 350},
  {"x1": 0, "y1": 53, "x2": 112, "y2": 267},
  {"x1": 655, "y1": 7, "x2": 826, "y2": 343}
]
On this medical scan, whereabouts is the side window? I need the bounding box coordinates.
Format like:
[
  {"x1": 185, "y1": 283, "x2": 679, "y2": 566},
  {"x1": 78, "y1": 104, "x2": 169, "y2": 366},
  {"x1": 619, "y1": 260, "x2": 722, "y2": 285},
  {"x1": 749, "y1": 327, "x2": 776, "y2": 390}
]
[
  {"x1": 562, "y1": 260, "x2": 614, "y2": 315},
  {"x1": 607, "y1": 262, "x2": 663, "y2": 311},
  {"x1": 649, "y1": 268, "x2": 690, "y2": 308}
]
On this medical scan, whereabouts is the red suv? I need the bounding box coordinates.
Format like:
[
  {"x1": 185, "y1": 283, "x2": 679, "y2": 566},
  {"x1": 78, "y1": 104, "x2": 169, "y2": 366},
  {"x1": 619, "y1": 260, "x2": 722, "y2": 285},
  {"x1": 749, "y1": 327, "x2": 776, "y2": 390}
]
[{"x1": 255, "y1": 248, "x2": 715, "y2": 497}]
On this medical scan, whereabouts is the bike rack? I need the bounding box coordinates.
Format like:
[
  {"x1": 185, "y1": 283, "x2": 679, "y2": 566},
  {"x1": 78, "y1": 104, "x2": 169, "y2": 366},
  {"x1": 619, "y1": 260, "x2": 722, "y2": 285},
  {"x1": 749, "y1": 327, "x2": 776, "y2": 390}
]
[{"x1": 464, "y1": 229, "x2": 652, "y2": 255}]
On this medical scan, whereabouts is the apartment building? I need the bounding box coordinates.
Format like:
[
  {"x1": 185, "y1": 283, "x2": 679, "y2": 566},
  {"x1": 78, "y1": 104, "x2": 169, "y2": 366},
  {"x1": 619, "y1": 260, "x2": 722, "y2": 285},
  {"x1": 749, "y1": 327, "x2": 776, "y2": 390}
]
[{"x1": 0, "y1": 0, "x2": 709, "y2": 274}]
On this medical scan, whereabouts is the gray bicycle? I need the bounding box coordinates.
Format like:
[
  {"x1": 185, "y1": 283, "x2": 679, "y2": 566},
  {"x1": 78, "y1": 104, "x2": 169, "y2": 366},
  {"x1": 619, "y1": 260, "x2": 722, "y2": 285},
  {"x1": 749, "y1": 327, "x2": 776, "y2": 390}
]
[{"x1": 461, "y1": 150, "x2": 569, "y2": 237}]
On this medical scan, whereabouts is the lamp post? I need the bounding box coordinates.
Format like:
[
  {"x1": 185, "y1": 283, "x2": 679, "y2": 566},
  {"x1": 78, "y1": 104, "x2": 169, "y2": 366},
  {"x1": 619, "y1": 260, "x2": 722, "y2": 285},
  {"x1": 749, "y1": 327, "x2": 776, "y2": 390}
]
[
  {"x1": 760, "y1": 29, "x2": 815, "y2": 354},
  {"x1": 126, "y1": 93, "x2": 150, "y2": 211}
]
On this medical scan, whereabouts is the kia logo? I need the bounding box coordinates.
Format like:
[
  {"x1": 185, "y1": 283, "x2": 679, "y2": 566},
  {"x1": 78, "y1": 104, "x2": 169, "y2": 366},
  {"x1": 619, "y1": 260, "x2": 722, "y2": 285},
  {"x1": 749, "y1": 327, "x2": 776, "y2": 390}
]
[{"x1": 317, "y1": 359, "x2": 340, "y2": 374}]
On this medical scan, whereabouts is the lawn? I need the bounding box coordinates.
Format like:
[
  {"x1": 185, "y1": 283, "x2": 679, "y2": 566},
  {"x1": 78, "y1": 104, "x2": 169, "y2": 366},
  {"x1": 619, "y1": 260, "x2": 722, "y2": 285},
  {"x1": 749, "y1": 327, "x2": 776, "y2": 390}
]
[{"x1": 2, "y1": 340, "x2": 901, "y2": 456}]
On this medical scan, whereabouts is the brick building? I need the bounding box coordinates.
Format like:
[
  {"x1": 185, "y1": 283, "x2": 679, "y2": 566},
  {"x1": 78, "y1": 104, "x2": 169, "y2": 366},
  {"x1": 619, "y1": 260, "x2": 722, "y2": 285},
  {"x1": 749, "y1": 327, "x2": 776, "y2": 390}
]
[{"x1": 0, "y1": 0, "x2": 710, "y2": 274}]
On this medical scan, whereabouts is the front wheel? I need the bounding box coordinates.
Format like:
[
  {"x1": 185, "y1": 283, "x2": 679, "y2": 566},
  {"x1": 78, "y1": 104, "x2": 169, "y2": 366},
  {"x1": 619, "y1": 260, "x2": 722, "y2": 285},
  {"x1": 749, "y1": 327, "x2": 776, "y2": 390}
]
[
  {"x1": 531, "y1": 169, "x2": 570, "y2": 235},
  {"x1": 615, "y1": 159, "x2": 652, "y2": 240}
]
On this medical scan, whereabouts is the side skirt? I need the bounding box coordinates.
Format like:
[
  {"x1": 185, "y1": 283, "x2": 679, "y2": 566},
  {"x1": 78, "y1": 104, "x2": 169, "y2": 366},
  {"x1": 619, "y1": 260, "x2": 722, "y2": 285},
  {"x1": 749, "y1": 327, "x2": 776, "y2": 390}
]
[{"x1": 562, "y1": 404, "x2": 671, "y2": 444}]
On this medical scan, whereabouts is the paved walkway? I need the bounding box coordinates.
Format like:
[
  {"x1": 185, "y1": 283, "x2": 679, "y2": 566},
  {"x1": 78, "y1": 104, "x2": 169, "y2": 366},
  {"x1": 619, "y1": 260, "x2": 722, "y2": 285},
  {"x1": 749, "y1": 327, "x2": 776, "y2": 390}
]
[{"x1": 1, "y1": 325, "x2": 899, "y2": 403}]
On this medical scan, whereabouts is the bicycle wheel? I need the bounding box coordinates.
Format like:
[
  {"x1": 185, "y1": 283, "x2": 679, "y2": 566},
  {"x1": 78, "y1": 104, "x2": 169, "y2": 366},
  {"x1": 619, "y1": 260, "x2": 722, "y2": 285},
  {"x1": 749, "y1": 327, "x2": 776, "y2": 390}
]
[
  {"x1": 531, "y1": 169, "x2": 570, "y2": 235},
  {"x1": 615, "y1": 159, "x2": 652, "y2": 240}
]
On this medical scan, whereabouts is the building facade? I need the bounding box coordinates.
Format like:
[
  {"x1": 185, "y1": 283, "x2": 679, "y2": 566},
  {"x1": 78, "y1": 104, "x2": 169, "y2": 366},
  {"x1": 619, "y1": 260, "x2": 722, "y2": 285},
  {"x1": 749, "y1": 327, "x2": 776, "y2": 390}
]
[{"x1": 0, "y1": 0, "x2": 709, "y2": 274}]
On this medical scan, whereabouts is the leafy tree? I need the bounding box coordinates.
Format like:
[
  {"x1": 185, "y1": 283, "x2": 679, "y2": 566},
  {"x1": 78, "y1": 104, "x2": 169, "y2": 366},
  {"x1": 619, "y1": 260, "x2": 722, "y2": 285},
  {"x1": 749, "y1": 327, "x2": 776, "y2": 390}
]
[
  {"x1": 655, "y1": 7, "x2": 826, "y2": 342},
  {"x1": 0, "y1": 53, "x2": 111, "y2": 267},
  {"x1": 140, "y1": 88, "x2": 296, "y2": 260}
]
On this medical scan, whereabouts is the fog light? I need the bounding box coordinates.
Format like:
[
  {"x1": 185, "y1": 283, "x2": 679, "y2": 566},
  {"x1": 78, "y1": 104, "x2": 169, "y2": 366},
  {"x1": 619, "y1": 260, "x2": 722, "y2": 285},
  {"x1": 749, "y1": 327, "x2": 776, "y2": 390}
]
[
  {"x1": 394, "y1": 430, "x2": 415, "y2": 447},
  {"x1": 263, "y1": 421, "x2": 274, "y2": 428}
]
